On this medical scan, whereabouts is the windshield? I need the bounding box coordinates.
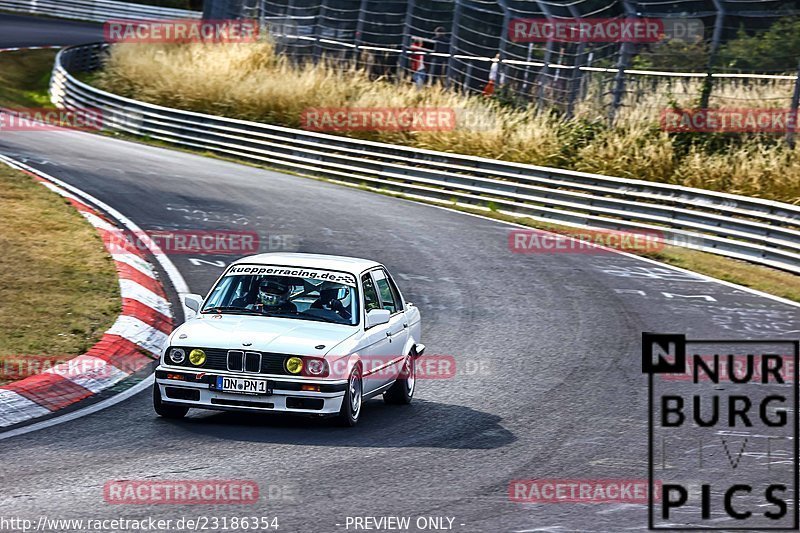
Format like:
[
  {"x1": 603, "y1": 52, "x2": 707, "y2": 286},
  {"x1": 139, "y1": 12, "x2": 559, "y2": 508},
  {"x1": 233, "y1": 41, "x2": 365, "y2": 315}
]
[{"x1": 201, "y1": 265, "x2": 359, "y2": 325}]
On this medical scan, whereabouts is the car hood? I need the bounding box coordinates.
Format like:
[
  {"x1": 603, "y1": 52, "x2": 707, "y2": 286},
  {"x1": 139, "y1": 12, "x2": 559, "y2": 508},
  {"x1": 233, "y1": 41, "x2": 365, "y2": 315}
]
[{"x1": 170, "y1": 315, "x2": 359, "y2": 356}]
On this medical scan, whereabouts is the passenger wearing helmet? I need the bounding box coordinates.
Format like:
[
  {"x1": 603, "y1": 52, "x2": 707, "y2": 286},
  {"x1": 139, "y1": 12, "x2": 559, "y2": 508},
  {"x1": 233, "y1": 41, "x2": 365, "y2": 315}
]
[
  {"x1": 310, "y1": 283, "x2": 352, "y2": 321},
  {"x1": 251, "y1": 277, "x2": 298, "y2": 314}
]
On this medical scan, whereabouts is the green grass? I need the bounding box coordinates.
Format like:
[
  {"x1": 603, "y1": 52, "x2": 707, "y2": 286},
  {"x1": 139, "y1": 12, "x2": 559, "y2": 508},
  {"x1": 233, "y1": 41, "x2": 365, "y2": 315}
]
[
  {"x1": 0, "y1": 165, "x2": 120, "y2": 385},
  {"x1": 0, "y1": 49, "x2": 57, "y2": 108}
]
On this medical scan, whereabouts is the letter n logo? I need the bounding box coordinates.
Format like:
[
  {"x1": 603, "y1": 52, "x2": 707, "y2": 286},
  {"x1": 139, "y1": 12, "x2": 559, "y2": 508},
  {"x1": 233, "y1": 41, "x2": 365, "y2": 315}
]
[{"x1": 642, "y1": 332, "x2": 686, "y2": 374}]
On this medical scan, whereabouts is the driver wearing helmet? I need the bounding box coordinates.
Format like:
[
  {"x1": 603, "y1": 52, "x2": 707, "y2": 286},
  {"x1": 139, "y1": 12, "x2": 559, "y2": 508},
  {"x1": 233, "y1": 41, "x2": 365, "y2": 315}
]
[{"x1": 251, "y1": 277, "x2": 297, "y2": 314}]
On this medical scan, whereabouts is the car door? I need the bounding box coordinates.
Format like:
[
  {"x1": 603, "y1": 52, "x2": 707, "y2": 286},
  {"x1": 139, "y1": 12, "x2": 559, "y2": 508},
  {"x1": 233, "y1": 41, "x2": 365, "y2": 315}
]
[
  {"x1": 371, "y1": 268, "x2": 409, "y2": 385},
  {"x1": 359, "y1": 272, "x2": 393, "y2": 394}
]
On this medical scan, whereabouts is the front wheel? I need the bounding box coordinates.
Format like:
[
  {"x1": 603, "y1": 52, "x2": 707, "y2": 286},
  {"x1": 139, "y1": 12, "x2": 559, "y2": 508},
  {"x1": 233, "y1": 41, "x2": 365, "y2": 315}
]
[
  {"x1": 153, "y1": 383, "x2": 189, "y2": 419},
  {"x1": 384, "y1": 352, "x2": 415, "y2": 405},
  {"x1": 337, "y1": 366, "x2": 362, "y2": 427}
]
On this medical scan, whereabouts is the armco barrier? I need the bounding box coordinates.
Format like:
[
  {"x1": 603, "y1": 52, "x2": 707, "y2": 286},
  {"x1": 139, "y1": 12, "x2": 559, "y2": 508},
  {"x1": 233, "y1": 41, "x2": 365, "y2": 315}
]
[
  {"x1": 47, "y1": 43, "x2": 800, "y2": 274},
  {"x1": 0, "y1": 0, "x2": 199, "y2": 22}
]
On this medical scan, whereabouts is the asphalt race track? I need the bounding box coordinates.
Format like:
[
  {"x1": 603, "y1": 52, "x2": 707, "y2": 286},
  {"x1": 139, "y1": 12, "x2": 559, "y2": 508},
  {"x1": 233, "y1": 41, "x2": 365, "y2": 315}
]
[
  {"x1": 0, "y1": 13, "x2": 103, "y2": 48},
  {"x1": 1, "y1": 14, "x2": 798, "y2": 533}
]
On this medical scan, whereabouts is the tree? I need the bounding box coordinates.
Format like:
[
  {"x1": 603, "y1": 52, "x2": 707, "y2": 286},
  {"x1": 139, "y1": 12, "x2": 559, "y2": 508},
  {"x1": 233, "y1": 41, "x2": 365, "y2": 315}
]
[{"x1": 717, "y1": 17, "x2": 800, "y2": 73}]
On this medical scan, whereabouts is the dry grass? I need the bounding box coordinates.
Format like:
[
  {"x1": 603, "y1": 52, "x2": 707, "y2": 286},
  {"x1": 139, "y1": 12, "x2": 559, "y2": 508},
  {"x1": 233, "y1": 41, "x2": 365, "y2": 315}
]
[
  {"x1": 93, "y1": 41, "x2": 800, "y2": 203},
  {"x1": 0, "y1": 165, "x2": 119, "y2": 384}
]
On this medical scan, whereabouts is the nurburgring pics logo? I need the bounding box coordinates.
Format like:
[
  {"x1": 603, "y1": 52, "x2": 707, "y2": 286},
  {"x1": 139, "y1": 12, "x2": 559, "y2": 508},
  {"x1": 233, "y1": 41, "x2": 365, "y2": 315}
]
[
  {"x1": 643, "y1": 333, "x2": 799, "y2": 530},
  {"x1": 0, "y1": 109, "x2": 103, "y2": 131},
  {"x1": 509, "y1": 18, "x2": 703, "y2": 43},
  {"x1": 104, "y1": 19, "x2": 260, "y2": 43},
  {"x1": 661, "y1": 109, "x2": 799, "y2": 133}
]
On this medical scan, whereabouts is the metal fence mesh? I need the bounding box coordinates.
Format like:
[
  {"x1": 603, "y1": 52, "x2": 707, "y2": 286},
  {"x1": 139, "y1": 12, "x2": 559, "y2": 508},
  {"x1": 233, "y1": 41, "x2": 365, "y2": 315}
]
[{"x1": 237, "y1": 0, "x2": 800, "y2": 124}]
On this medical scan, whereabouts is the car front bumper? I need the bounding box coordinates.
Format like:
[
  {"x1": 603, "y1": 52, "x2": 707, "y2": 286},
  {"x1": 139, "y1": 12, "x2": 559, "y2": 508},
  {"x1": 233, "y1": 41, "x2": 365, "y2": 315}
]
[{"x1": 154, "y1": 367, "x2": 348, "y2": 416}]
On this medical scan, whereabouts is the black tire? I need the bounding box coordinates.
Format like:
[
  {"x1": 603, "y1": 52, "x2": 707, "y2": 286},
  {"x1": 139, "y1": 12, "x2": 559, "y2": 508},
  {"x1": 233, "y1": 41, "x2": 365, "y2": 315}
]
[
  {"x1": 337, "y1": 365, "x2": 362, "y2": 427},
  {"x1": 153, "y1": 383, "x2": 189, "y2": 419},
  {"x1": 384, "y1": 352, "x2": 415, "y2": 405}
]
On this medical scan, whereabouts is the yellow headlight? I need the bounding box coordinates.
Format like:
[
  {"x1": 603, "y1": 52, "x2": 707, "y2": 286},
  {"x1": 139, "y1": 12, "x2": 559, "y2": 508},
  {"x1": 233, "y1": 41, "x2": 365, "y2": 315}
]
[
  {"x1": 189, "y1": 349, "x2": 206, "y2": 366},
  {"x1": 286, "y1": 356, "x2": 303, "y2": 374}
]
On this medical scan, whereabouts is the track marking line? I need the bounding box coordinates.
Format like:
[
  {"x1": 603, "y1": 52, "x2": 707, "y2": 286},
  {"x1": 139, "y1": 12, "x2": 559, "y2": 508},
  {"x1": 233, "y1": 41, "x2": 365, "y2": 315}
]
[
  {"x1": 0, "y1": 376, "x2": 154, "y2": 442},
  {"x1": 0, "y1": 154, "x2": 188, "y2": 437}
]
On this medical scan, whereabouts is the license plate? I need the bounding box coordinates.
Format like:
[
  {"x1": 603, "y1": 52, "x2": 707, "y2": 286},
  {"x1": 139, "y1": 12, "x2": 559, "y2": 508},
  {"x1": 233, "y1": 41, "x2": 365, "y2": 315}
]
[{"x1": 215, "y1": 376, "x2": 272, "y2": 395}]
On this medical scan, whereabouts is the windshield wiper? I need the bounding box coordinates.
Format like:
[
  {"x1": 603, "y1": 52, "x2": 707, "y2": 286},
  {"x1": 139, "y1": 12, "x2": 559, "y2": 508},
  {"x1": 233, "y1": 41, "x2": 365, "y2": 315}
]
[{"x1": 201, "y1": 306, "x2": 261, "y2": 315}]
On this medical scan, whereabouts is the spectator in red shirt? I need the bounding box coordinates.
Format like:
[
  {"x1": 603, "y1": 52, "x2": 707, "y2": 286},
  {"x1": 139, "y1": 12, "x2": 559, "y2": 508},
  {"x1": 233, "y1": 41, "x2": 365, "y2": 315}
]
[{"x1": 410, "y1": 38, "x2": 427, "y2": 88}]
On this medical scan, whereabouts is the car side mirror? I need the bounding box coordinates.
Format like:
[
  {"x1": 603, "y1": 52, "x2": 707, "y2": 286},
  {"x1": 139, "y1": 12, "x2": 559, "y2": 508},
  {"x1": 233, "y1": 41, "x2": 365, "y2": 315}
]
[
  {"x1": 184, "y1": 294, "x2": 204, "y2": 314},
  {"x1": 365, "y1": 308, "x2": 390, "y2": 328}
]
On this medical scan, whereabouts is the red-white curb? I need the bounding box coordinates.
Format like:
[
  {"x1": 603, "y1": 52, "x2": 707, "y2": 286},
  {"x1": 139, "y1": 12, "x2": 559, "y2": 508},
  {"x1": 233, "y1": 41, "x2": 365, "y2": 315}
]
[{"x1": 0, "y1": 164, "x2": 174, "y2": 428}]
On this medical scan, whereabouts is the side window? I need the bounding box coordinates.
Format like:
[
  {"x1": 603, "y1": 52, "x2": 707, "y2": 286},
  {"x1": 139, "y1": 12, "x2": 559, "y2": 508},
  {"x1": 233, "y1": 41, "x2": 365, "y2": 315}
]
[
  {"x1": 362, "y1": 274, "x2": 381, "y2": 313},
  {"x1": 372, "y1": 269, "x2": 399, "y2": 313},
  {"x1": 385, "y1": 270, "x2": 404, "y2": 312}
]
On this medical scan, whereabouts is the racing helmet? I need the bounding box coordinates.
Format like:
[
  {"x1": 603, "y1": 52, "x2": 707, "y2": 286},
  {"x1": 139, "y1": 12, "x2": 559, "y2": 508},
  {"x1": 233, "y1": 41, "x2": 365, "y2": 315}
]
[{"x1": 258, "y1": 278, "x2": 291, "y2": 307}]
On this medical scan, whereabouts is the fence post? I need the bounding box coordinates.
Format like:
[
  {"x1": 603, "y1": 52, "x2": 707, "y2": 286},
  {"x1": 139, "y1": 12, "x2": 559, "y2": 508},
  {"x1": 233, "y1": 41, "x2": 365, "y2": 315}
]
[
  {"x1": 608, "y1": 42, "x2": 632, "y2": 125},
  {"x1": 565, "y1": 3, "x2": 586, "y2": 119},
  {"x1": 398, "y1": 0, "x2": 416, "y2": 72},
  {"x1": 445, "y1": 0, "x2": 463, "y2": 89},
  {"x1": 536, "y1": 43, "x2": 555, "y2": 110},
  {"x1": 312, "y1": 0, "x2": 328, "y2": 62},
  {"x1": 521, "y1": 42, "x2": 534, "y2": 97},
  {"x1": 787, "y1": 61, "x2": 800, "y2": 149},
  {"x1": 608, "y1": 2, "x2": 639, "y2": 125},
  {"x1": 353, "y1": 0, "x2": 369, "y2": 53},
  {"x1": 699, "y1": 0, "x2": 725, "y2": 109},
  {"x1": 495, "y1": 0, "x2": 511, "y2": 88},
  {"x1": 532, "y1": 0, "x2": 556, "y2": 111}
]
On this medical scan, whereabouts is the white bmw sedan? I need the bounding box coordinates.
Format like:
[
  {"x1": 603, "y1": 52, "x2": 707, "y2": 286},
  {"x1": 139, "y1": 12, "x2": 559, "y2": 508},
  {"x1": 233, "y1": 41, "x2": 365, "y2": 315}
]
[{"x1": 153, "y1": 253, "x2": 424, "y2": 426}]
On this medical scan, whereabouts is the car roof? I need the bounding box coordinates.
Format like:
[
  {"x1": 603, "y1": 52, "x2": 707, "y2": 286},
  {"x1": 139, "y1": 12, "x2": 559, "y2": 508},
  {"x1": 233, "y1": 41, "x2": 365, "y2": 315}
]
[{"x1": 230, "y1": 253, "x2": 382, "y2": 276}]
